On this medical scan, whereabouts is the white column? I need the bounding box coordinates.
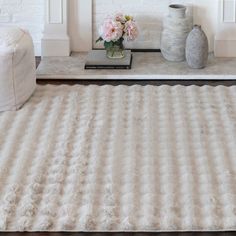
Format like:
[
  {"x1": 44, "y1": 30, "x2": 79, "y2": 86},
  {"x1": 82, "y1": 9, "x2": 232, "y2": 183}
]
[
  {"x1": 69, "y1": 0, "x2": 92, "y2": 52},
  {"x1": 42, "y1": 0, "x2": 70, "y2": 57},
  {"x1": 215, "y1": 0, "x2": 236, "y2": 57}
]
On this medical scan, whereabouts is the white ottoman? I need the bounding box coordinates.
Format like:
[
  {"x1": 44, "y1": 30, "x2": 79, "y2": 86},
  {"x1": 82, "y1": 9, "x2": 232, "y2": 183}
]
[{"x1": 0, "y1": 27, "x2": 36, "y2": 111}]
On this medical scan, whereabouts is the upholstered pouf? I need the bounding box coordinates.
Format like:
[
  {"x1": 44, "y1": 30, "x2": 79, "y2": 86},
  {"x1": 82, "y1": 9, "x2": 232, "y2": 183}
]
[{"x1": 0, "y1": 27, "x2": 36, "y2": 111}]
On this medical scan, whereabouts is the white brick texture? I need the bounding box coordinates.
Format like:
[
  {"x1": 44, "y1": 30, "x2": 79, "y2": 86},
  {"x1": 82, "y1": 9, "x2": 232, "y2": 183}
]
[
  {"x1": 0, "y1": 0, "x2": 216, "y2": 54},
  {"x1": 93, "y1": 0, "x2": 195, "y2": 49},
  {"x1": 0, "y1": 0, "x2": 44, "y2": 55}
]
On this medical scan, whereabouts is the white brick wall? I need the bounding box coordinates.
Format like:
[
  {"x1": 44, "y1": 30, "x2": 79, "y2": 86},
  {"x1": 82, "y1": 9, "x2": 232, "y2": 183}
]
[
  {"x1": 93, "y1": 0, "x2": 195, "y2": 49},
  {"x1": 0, "y1": 0, "x2": 44, "y2": 56},
  {"x1": 0, "y1": 0, "x2": 217, "y2": 54}
]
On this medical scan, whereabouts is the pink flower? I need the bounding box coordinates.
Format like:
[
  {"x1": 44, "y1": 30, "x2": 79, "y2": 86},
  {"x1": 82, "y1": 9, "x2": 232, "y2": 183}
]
[
  {"x1": 124, "y1": 20, "x2": 138, "y2": 41},
  {"x1": 115, "y1": 13, "x2": 126, "y2": 23},
  {"x1": 97, "y1": 14, "x2": 138, "y2": 44},
  {"x1": 100, "y1": 18, "x2": 123, "y2": 42}
]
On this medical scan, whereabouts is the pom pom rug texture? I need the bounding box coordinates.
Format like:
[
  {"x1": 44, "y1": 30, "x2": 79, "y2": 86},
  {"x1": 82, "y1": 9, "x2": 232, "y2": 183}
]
[{"x1": 0, "y1": 84, "x2": 236, "y2": 232}]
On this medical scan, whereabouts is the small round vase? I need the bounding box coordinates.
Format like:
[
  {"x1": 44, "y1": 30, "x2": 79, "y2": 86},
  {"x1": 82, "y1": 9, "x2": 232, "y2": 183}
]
[
  {"x1": 186, "y1": 25, "x2": 209, "y2": 69},
  {"x1": 161, "y1": 4, "x2": 192, "y2": 62}
]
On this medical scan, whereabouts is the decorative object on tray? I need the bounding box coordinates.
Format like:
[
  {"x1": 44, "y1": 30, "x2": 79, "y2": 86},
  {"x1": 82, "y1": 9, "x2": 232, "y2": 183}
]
[
  {"x1": 161, "y1": 4, "x2": 192, "y2": 62},
  {"x1": 186, "y1": 25, "x2": 209, "y2": 69},
  {"x1": 96, "y1": 13, "x2": 138, "y2": 59},
  {"x1": 85, "y1": 50, "x2": 132, "y2": 69}
]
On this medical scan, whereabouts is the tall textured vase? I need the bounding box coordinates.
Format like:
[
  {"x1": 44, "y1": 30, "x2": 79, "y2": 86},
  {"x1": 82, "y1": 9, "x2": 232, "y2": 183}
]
[
  {"x1": 161, "y1": 4, "x2": 192, "y2": 62},
  {"x1": 186, "y1": 25, "x2": 209, "y2": 69}
]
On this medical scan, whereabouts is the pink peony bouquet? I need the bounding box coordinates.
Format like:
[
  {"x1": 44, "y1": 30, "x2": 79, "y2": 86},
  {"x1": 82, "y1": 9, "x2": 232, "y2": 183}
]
[{"x1": 96, "y1": 13, "x2": 138, "y2": 50}]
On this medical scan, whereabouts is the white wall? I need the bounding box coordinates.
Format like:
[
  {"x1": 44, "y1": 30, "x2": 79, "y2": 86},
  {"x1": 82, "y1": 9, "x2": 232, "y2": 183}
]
[
  {"x1": 93, "y1": 0, "x2": 192, "y2": 50},
  {"x1": 0, "y1": 0, "x2": 227, "y2": 55},
  {"x1": 193, "y1": 0, "x2": 219, "y2": 52},
  {"x1": 0, "y1": 0, "x2": 44, "y2": 56},
  {"x1": 92, "y1": 0, "x2": 218, "y2": 51}
]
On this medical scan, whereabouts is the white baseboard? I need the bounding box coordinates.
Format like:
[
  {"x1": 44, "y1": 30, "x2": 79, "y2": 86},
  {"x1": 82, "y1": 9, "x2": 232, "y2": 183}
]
[
  {"x1": 41, "y1": 37, "x2": 70, "y2": 57},
  {"x1": 214, "y1": 38, "x2": 236, "y2": 57},
  {"x1": 33, "y1": 42, "x2": 42, "y2": 57}
]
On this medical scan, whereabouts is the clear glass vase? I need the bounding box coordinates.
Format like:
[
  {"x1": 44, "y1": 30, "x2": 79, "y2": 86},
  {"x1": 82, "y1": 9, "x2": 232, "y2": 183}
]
[{"x1": 106, "y1": 45, "x2": 125, "y2": 59}]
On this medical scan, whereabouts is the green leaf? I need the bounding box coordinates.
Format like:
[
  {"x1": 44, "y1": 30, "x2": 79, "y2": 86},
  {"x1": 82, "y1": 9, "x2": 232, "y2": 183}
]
[
  {"x1": 114, "y1": 38, "x2": 124, "y2": 49},
  {"x1": 96, "y1": 37, "x2": 103, "y2": 43},
  {"x1": 104, "y1": 41, "x2": 113, "y2": 49}
]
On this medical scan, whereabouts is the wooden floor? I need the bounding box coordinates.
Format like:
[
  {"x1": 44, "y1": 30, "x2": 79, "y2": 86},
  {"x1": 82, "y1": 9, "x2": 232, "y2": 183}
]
[
  {"x1": 37, "y1": 79, "x2": 236, "y2": 87},
  {"x1": 1, "y1": 233, "x2": 236, "y2": 236}
]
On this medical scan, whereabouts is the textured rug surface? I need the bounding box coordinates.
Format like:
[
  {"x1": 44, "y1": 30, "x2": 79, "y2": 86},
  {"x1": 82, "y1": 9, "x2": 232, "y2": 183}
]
[{"x1": 0, "y1": 84, "x2": 236, "y2": 232}]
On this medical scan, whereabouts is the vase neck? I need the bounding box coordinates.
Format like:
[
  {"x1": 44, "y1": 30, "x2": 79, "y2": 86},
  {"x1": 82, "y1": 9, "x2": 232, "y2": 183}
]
[
  {"x1": 169, "y1": 4, "x2": 186, "y2": 18},
  {"x1": 193, "y1": 25, "x2": 201, "y2": 30}
]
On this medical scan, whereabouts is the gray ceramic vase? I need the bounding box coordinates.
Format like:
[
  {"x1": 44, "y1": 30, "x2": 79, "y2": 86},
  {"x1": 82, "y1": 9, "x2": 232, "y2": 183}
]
[
  {"x1": 161, "y1": 4, "x2": 192, "y2": 62},
  {"x1": 186, "y1": 25, "x2": 209, "y2": 69}
]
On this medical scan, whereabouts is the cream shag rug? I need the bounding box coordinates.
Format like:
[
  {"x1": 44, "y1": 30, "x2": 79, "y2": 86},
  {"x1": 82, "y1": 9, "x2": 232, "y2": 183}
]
[{"x1": 0, "y1": 84, "x2": 236, "y2": 232}]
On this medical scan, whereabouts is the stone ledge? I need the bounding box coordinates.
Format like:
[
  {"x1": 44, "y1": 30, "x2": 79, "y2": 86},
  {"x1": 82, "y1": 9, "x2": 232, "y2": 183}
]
[{"x1": 37, "y1": 52, "x2": 236, "y2": 80}]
